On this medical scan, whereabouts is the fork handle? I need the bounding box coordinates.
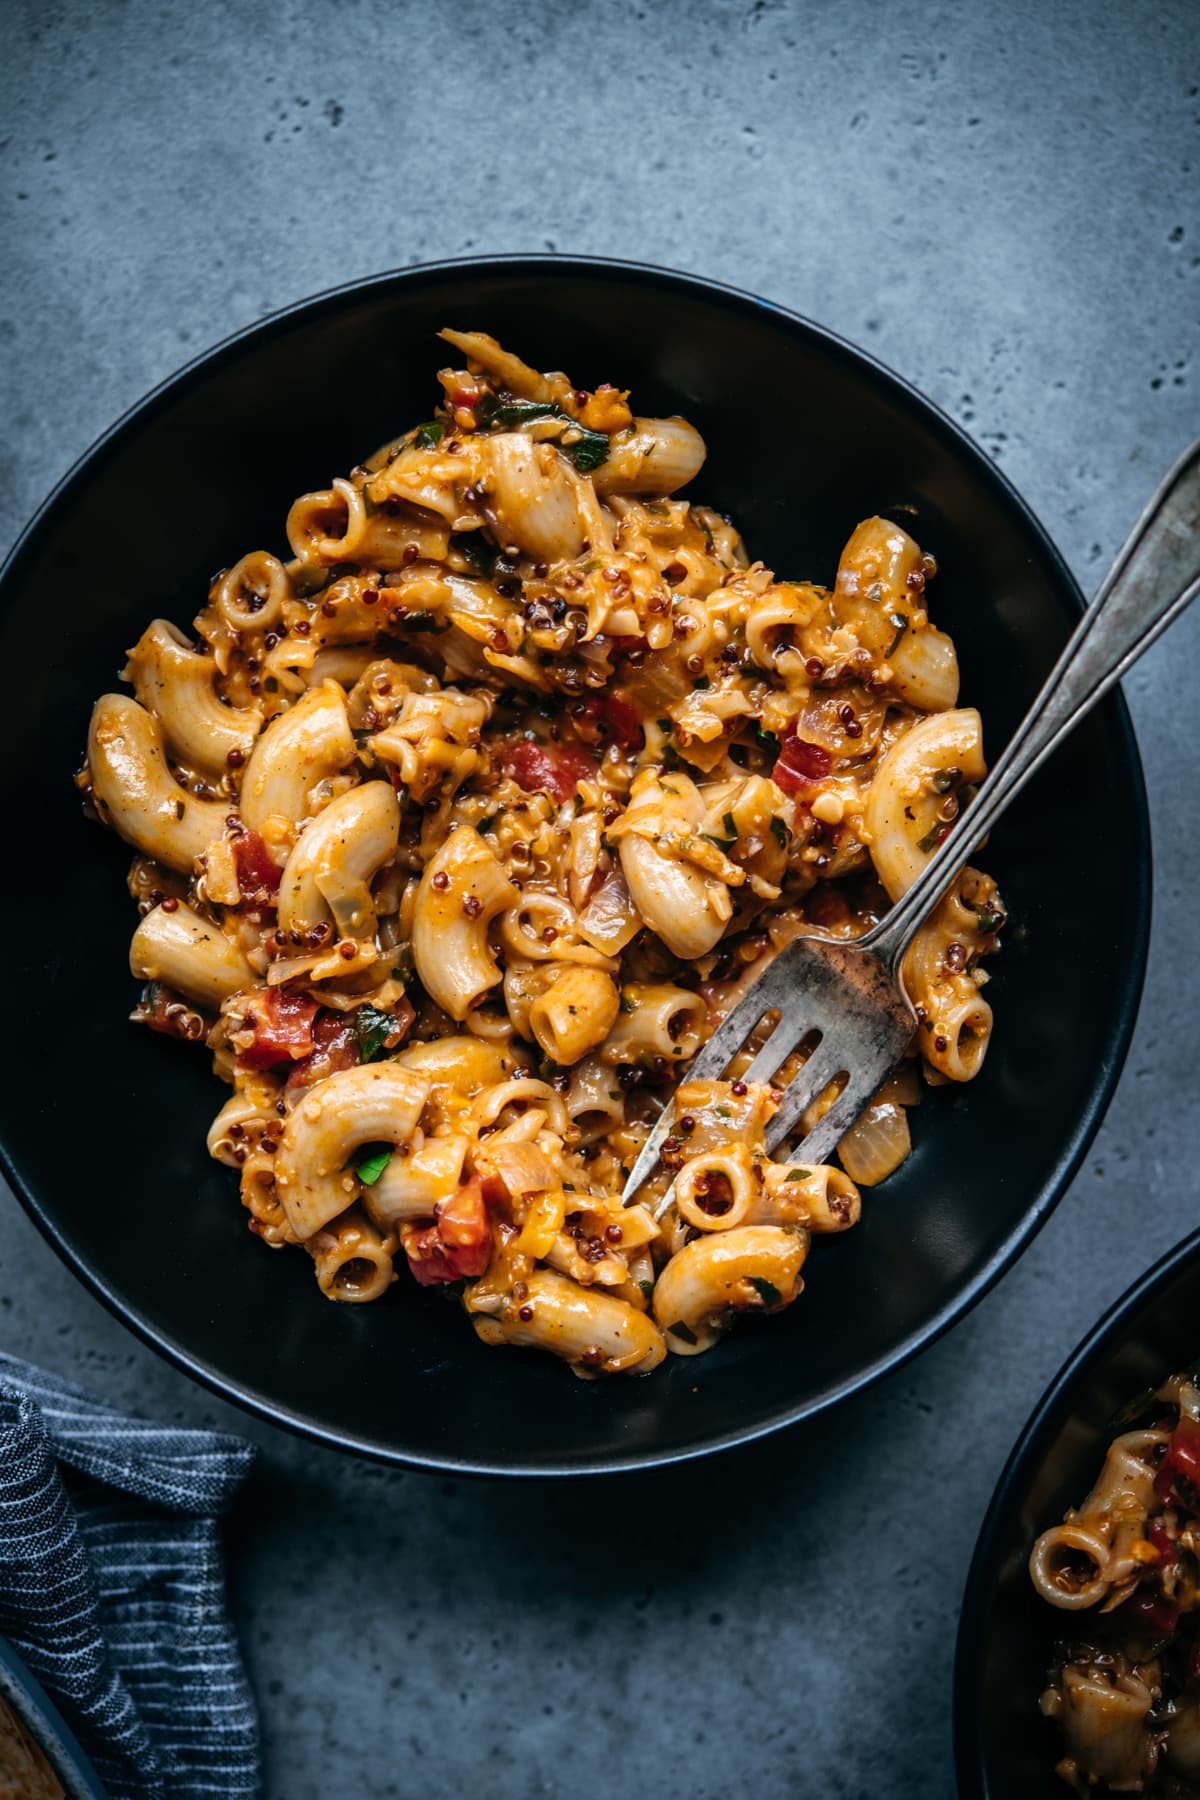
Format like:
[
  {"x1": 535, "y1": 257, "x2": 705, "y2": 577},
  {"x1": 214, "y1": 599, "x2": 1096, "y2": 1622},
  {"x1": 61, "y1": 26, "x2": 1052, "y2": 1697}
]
[{"x1": 862, "y1": 438, "x2": 1200, "y2": 973}]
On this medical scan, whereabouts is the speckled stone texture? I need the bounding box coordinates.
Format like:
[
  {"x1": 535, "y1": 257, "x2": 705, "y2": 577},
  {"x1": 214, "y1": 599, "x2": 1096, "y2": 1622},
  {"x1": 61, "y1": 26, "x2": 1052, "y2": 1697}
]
[{"x1": 2, "y1": 2, "x2": 1197, "y2": 1794}]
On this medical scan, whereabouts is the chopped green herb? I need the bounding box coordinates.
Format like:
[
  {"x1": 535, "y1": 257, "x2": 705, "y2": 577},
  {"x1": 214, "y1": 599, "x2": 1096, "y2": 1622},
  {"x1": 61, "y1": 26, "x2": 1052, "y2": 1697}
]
[
  {"x1": 701, "y1": 832, "x2": 735, "y2": 853},
  {"x1": 609, "y1": 1090, "x2": 623, "y2": 1102},
  {"x1": 561, "y1": 425, "x2": 610, "y2": 473},
  {"x1": 723, "y1": 811, "x2": 738, "y2": 840},
  {"x1": 477, "y1": 395, "x2": 559, "y2": 427},
  {"x1": 413, "y1": 420, "x2": 446, "y2": 448},
  {"x1": 931, "y1": 769, "x2": 955, "y2": 794},
  {"x1": 770, "y1": 816, "x2": 789, "y2": 849},
  {"x1": 667, "y1": 1319, "x2": 698, "y2": 1345},
  {"x1": 580, "y1": 558, "x2": 603, "y2": 573},
  {"x1": 640, "y1": 1279, "x2": 655, "y2": 1299},
  {"x1": 886, "y1": 613, "x2": 908, "y2": 657},
  {"x1": 657, "y1": 718, "x2": 673, "y2": 734},
  {"x1": 694, "y1": 674, "x2": 710, "y2": 690},
  {"x1": 865, "y1": 581, "x2": 883, "y2": 604},
  {"x1": 174, "y1": 799, "x2": 185, "y2": 820},
  {"x1": 475, "y1": 394, "x2": 609, "y2": 471},
  {"x1": 917, "y1": 822, "x2": 947, "y2": 853},
  {"x1": 455, "y1": 532, "x2": 495, "y2": 576},
  {"x1": 784, "y1": 1168, "x2": 813, "y2": 1182},
  {"x1": 398, "y1": 609, "x2": 448, "y2": 632},
  {"x1": 352, "y1": 1143, "x2": 392, "y2": 1186},
  {"x1": 755, "y1": 724, "x2": 780, "y2": 757},
  {"x1": 475, "y1": 813, "x2": 499, "y2": 835},
  {"x1": 747, "y1": 1276, "x2": 782, "y2": 1307},
  {"x1": 354, "y1": 1005, "x2": 401, "y2": 1062},
  {"x1": 619, "y1": 993, "x2": 635, "y2": 1014},
  {"x1": 975, "y1": 904, "x2": 1006, "y2": 935}
]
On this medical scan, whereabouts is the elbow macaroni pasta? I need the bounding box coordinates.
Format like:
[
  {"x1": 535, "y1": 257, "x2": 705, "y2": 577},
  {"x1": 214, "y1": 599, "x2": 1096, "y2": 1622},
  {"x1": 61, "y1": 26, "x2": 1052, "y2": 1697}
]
[
  {"x1": 79, "y1": 329, "x2": 1006, "y2": 1377},
  {"x1": 1030, "y1": 1370, "x2": 1200, "y2": 1794}
]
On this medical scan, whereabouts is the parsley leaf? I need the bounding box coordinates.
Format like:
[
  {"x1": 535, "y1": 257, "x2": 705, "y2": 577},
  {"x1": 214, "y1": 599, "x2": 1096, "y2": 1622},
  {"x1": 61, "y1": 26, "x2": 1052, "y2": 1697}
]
[
  {"x1": 477, "y1": 395, "x2": 558, "y2": 427},
  {"x1": 886, "y1": 613, "x2": 908, "y2": 657},
  {"x1": 397, "y1": 609, "x2": 448, "y2": 632},
  {"x1": 354, "y1": 1004, "x2": 401, "y2": 1062},
  {"x1": 667, "y1": 1319, "x2": 698, "y2": 1344},
  {"x1": 352, "y1": 1143, "x2": 393, "y2": 1185},
  {"x1": 561, "y1": 425, "x2": 610, "y2": 473},
  {"x1": 723, "y1": 811, "x2": 738, "y2": 840},
  {"x1": 975, "y1": 904, "x2": 1006, "y2": 934},
  {"x1": 694, "y1": 674, "x2": 710, "y2": 690},
  {"x1": 770, "y1": 816, "x2": 789, "y2": 849},
  {"x1": 784, "y1": 1168, "x2": 813, "y2": 1182},
  {"x1": 476, "y1": 813, "x2": 499, "y2": 835},
  {"x1": 455, "y1": 532, "x2": 495, "y2": 577},
  {"x1": 917, "y1": 822, "x2": 947, "y2": 853},
  {"x1": 474, "y1": 395, "x2": 611, "y2": 472},
  {"x1": 747, "y1": 1276, "x2": 782, "y2": 1307},
  {"x1": 413, "y1": 420, "x2": 445, "y2": 448},
  {"x1": 756, "y1": 724, "x2": 780, "y2": 757}
]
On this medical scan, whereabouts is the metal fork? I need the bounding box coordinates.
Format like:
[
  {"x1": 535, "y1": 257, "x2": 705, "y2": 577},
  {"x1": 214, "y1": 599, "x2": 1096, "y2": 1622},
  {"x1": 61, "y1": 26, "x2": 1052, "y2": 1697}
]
[{"x1": 622, "y1": 440, "x2": 1200, "y2": 1209}]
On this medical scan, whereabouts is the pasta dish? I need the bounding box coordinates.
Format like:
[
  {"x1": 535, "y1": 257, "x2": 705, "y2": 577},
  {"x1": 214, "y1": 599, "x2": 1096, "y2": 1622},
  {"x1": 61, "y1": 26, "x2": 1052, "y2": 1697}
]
[
  {"x1": 1030, "y1": 1369, "x2": 1200, "y2": 1792},
  {"x1": 80, "y1": 329, "x2": 1003, "y2": 1377}
]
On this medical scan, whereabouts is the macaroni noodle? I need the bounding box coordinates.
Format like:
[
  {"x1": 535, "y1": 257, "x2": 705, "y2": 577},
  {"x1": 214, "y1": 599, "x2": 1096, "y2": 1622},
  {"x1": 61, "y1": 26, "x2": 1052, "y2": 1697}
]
[{"x1": 79, "y1": 330, "x2": 1004, "y2": 1376}]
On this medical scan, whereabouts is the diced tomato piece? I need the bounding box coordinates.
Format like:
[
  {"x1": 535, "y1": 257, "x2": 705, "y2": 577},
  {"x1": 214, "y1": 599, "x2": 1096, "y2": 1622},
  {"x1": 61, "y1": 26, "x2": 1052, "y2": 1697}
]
[
  {"x1": 401, "y1": 1179, "x2": 492, "y2": 1286},
  {"x1": 595, "y1": 633, "x2": 645, "y2": 657},
  {"x1": 478, "y1": 1172, "x2": 510, "y2": 1211},
  {"x1": 498, "y1": 738, "x2": 599, "y2": 802},
  {"x1": 134, "y1": 981, "x2": 207, "y2": 1041},
  {"x1": 1154, "y1": 1420, "x2": 1200, "y2": 1507},
  {"x1": 239, "y1": 988, "x2": 319, "y2": 1069},
  {"x1": 232, "y1": 829, "x2": 281, "y2": 898},
  {"x1": 805, "y1": 884, "x2": 850, "y2": 928},
  {"x1": 573, "y1": 693, "x2": 645, "y2": 751},
  {"x1": 284, "y1": 1011, "x2": 360, "y2": 1087},
  {"x1": 1117, "y1": 1585, "x2": 1179, "y2": 1641},
  {"x1": 1147, "y1": 1519, "x2": 1177, "y2": 1564},
  {"x1": 772, "y1": 726, "x2": 832, "y2": 795}
]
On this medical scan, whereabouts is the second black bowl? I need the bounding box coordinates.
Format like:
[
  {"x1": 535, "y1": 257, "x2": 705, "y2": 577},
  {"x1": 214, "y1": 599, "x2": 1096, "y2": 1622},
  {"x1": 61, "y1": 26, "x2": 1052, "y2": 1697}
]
[
  {"x1": 0, "y1": 256, "x2": 1150, "y2": 1473},
  {"x1": 955, "y1": 1230, "x2": 1200, "y2": 1795}
]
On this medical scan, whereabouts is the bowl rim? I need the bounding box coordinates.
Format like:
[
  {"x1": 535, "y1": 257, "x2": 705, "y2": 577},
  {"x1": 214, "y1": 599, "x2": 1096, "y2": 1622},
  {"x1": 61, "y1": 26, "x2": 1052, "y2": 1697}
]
[
  {"x1": 0, "y1": 253, "x2": 1153, "y2": 1476},
  {"x1": 952, "y1": 1226, "x2": 1200, "y2": 1796}
]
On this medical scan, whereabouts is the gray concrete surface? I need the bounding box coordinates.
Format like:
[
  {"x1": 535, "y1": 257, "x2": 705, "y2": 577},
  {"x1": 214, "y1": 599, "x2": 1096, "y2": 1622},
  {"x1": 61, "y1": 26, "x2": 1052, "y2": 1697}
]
[{"x1": 2, "y1": 2, "x2": 1198, "y2": 1794}]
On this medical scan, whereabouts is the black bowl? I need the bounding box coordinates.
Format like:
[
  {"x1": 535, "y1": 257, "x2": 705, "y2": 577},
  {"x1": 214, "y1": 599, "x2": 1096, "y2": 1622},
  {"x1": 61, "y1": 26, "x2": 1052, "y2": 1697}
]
[
  {"x1": 0, "y1": 256, "x2": 1150, "y2": 1474},
  {"x1": 955, "y1": 1230, "x2": 1200, "y2": 1796}
]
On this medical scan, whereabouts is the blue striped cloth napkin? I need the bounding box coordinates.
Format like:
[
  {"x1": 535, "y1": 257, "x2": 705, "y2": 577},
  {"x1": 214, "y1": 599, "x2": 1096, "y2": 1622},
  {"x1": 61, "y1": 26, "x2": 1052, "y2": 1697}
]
[{"x1": 0, "y1": 1352, "x2": 261, "y2": 1798}]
